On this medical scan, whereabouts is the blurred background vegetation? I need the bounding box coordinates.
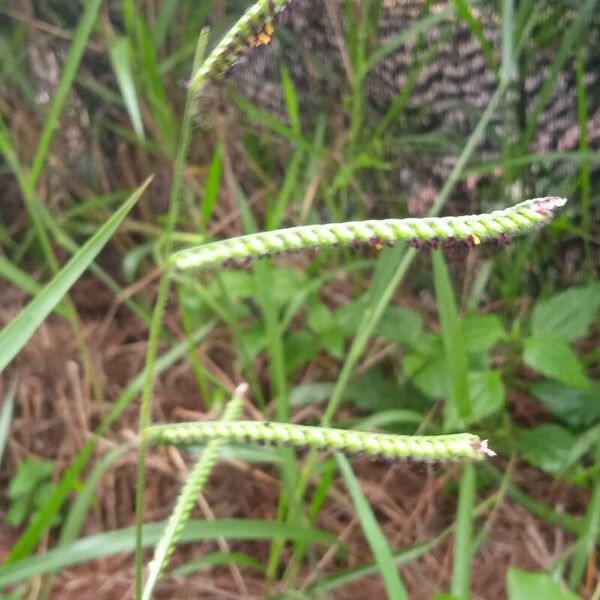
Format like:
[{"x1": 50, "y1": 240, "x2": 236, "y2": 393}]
[{"x1": 0, "y1": 0, "x2": 599, "y2": 598}]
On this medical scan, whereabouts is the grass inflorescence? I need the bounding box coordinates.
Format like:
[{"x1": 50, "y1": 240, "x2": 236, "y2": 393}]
[
  {"x1": 189, "y1": 0, "x2": 297, "y2": 90},
  {"x1": 170, "y1": 197, "x2": 567, "y2": 271},
  {"x1": 145, "y1": 420, "x2": 496, "y2": 462}
]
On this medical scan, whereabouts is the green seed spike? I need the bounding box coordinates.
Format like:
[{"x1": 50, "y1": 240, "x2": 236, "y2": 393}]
[
  {"x1": 189, "y1": 0, "x2": 294, "y2": 91},
  {"x1": 144, "y1": 421, "x2": 496, "y2": 462},
  {"x1": 169, "y1": 196, "x2": 567, "y2": 271}
]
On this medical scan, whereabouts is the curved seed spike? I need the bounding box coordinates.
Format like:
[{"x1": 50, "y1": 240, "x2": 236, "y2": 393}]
[
  {"x1": 189, "y1": 0, "x2": 295, "y2": 90},
  {"x1": 170, "y1": 197, "x2": 567, "y2": 271},
  {"x1": 143, "y1": 384, "x2": 247, "y2": 595},
  {"x1": 144, "y1": 421, "x2": 496, "y2": 462}
]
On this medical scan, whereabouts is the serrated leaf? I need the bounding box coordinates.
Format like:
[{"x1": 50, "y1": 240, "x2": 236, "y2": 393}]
[
  {"x1": 507, "y1": 568, "x2": 581, "y2": 600},
  {"x1": 531, "y1": 284, "x2": 600, "y2": 342},
  {"x1": 523, "y1": 335, "x2": 589, "y2": 388}
]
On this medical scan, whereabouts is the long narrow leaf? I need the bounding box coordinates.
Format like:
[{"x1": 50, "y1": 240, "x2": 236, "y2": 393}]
[
  {"x1": 336, "y1": 454, "x2": 408, "y2": 600},
  {"x1": 0, "y1": 178, "x2": 151, "y2": 373},
  {"x1": 432, "y1": 250, "x2": 471, "y2": 425},
  {"x1": 0, "y1": 520, "x2": 334, "y2": 587},
  {"x1": 0, "y1": 379, "x2": 17, "y2": 465}
]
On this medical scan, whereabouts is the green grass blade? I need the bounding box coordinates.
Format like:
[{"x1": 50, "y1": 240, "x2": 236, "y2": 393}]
[
  {"x1": 0, "y1": 379, "x2": 17, "y2": 466},
  {"x1": 172, "y1": 551, "x2": 266, "y2": 577},
  {"x1": 453, "y1": 0, "x2": 498, "y2": 70},
  {"x1": 362, "y1": 8, "x2": 451, "y2": 76},
  {"x1": 0, "y1": 520, "x2": 335, "y2": 588},
  {"x1": 59, "y1": 443, "x2": 136, "y2": 546},
  {"x1": 108, "y1": 35, "x2": 146, "y2": 139},
  {"x1": 0, "y1": 178, "x2": 151, "y2": 373},
  {"x1": 34, "y1": 443, "x2": 136, "y2": 597},
  {"x1": 450, "y1": 463, "x2": 476, "y2": 598},
  {"x1": 519, "y1": 0, "x2": 599, "y2": 152},
  {"x1": 154, "y1": 0, "x2": 183, "y2": 47},
  {"x1": 576, "y1": 44, "x2": 592, "y2": 275},
  {"x1": 0, "y1": 258, "x2": 69, "y2": 320},
  {"x1": 569, "y1": 446, "x2": 600, "y2": 588},
  {"x1": 336, "y1": 454, "x2": 408, "y2": 600},
  {"x1": 432, "y1": 250, "x2": 471, "y2": 425},
  {"x1": 199, "y1": 143, "x2": 223, "y2": 231},
  {"x1": 29, "y1": 0, "x2": 104, "y2": 185}
]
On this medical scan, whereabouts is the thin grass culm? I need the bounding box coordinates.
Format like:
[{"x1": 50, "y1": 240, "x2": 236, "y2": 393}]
[
  {"x1": 170, "y1": 197, "x2": 567, "y2": 271},
  {"x1": 145, "y1": 421, "x2": 496, "y2": 462}
]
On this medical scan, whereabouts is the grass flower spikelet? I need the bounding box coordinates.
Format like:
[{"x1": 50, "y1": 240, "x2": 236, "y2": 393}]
[
  {"x1": 170, "y1": 197, "x2": 566, "y2": 271},
  {"x1": 189, "y1": 0, "x2": 295, "y2": 90},
  {"x1": 144, "y1": 421, "x2": 496, "y2": 462}
]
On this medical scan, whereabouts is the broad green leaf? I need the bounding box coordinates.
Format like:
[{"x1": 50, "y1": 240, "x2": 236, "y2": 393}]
[
  {"x1": 262, "y1": 266, "x2": 306, "y2": 308},
  {"x1": 463, "y1": 314, "x2": 506, "y2": 354},
  {"x1": 507, "y1": 568, "x2": 581, "y2": 600},
  {"x1": 337, "y1": 301, "x2": 423, "y2": 346},
  {"x1": 6, "y1": 499, "x2": 29, "y2": 527},
  {"x1": 531, "y1": 284, "x2": 600, "y2": 342},
  {"x1": 290, "y1": 382, "x2": 335, "y2": 407},
  {"x1": 284, "y1": 331, "x2": 320, "y2": 375},
  {"x1": 8, "y1": 459, "x2": 54, "y2": 498},
  {"x1": 446, "y1": 370, "x2": 505, "y2": 426},
  {"x1": 404, "y1": 351, "x2": 448, "y2": 400},
  {"x1": 346, "y1": 368, "x2": 414, "y2": 411},
  {"x1": 376, "y1": 305, "x2": 424, "y2": 346},
  {"x1": 531, "y1": 380, "x2": 600, "y2": 427},
  {"x1": 308, "y1": 302, "x2": 336, "y2": 333},
  {"x1": 523, "y1": 335, "x2": 589, "y2": 389},
  {"x1": 517, "y1": 424, "x2": 574, "y2": 475},
  {"x1": 317, "y1": 327, "x2": 345, "y2": 360},
  {"x1": 0, "y1": 257, "x2": 69, "y2": 320},
  {"x1": 0, "y1": 179, "x2": 150, "y2": 372}
]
